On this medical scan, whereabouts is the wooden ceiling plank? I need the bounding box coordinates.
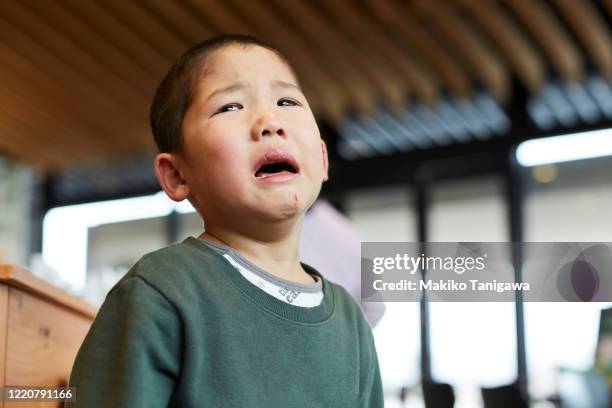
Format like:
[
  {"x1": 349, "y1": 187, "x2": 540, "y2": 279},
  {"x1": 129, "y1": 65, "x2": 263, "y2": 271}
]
[
  {"x1": 0, "y1": 2, "x2": 150, "y2": 115},
  {"x1": 139, "y1": 0, "x2": 215, "y2": 44},
  {"x1": 0, "y1": 133, "x2": 48, "y2": 171},
  {"x1": 183, "y1": 0, "x2": 251, "y2": 35},
  {"x1": 455, "y1": 0, "x2": 546, "y2": 93},
  {"x1": 554, "y1": 0, "x2": 612, "y2": 77},
  {"x1": 59, "y1": 0, "x2": 171, "y2": 79},
  {"x1": 317, "y1": 0, "x2": 439, "y2": 104},
  {"x1": 0, "y1": 102, "x2": 144, "y2": 172},
  {"x1": 0, "y1": 86, "x2": 126, "y2": 164},
  {"x1": 366, "y1": 0, "x2": 472, "y2": 98},
  {"x1": 0, "y1": 79, "x2": 121, "y2": 162},
  {"x1": 218, "y1": 0, "x2": 351, "y2": 125},
  {"x1": 0, "y1": 71, "x2": 152, "y2": 163},
  {"x1": 271, "y1": 0, "x2": 407, "y2": 113},
  {"x1": 19, "y1": 0, "x2": 158, "y2": 99},
  {"x1": 415, "y1": 0, "x2": 510, "y2": 103},
  {"x1": 0, "y1": 104, "x2": 80, "y2": 169},
  {"x1": 0, "y1": 42, "x2": 151, "y2": 154},
  {"x1": 98, "y1": 0, "x2": 187, "y2": 61},
  {"x1": 0, "y1": 15, "x2": 151, "y2": 150},
  {"x1": 505, "y1": 0, "x2": 584, "y2": 82},
  {"x1": 0, "y1": 123, "x2": 52, "y2": 170}
]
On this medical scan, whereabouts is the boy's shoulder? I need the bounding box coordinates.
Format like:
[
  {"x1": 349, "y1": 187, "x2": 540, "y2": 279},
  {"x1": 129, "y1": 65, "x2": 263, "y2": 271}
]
[
  {"x1": 107, "y1": 237, "x2": 225, "y2": 305},
  {"x1": 322, "y1": 277, "x2": 374, "y2": 332}
]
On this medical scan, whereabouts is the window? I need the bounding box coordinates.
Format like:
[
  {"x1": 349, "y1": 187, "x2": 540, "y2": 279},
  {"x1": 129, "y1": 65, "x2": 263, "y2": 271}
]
[
  {"x1": 523, "y1": 156, "x2": 612, "y2": 398},
  {"x1": 346, "y1": 187, "x2": 421, "y2": 396},
  {"x1": 428, "y1": 176, "x2": 516, "y2": 407}
]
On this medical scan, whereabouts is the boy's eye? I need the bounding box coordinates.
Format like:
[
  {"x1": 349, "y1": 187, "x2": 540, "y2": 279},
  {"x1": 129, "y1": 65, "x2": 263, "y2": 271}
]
[
  {"x1": 216, "y1": 103, "x2": 243, "y2": 114},
  {"x1": 278, "y1": 98, "x2": 300, "y2": 107}
]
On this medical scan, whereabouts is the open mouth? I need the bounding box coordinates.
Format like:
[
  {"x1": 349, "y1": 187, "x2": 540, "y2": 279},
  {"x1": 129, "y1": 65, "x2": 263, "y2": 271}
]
[
  {"x1": 253, "y1": 149, "x2": 300, "y2": 179},
  {"x1": 255, "y1": 162, "x2": 297, "y2": 177}
]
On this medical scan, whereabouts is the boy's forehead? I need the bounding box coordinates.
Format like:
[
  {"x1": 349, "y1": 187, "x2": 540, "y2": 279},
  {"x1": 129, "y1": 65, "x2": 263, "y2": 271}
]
[{"x1": 198, "y1": 45, "x2": 297, "y2": 90}]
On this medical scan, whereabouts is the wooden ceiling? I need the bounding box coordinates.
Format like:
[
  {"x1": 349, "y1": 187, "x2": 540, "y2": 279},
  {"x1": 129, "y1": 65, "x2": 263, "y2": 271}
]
[{"x1": 0, "y1": 0, "x2": 610, "y2": 172}]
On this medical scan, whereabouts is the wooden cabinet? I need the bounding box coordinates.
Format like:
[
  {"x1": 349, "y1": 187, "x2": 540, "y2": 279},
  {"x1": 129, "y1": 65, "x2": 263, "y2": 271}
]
[{"x1": 0, "y1": 265, "x2": 97, "y2": 408}]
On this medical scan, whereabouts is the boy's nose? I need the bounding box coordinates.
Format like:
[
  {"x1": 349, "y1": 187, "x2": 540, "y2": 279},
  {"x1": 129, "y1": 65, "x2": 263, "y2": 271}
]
[{"x1": 251, "y1": 113, "x2": 286, "y2": 141}]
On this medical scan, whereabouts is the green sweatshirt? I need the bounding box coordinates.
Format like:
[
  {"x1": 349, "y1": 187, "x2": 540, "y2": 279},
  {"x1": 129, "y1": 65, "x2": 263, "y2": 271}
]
[{"x1": 68, "y1": 236, "x2": 384, "y2": 407}]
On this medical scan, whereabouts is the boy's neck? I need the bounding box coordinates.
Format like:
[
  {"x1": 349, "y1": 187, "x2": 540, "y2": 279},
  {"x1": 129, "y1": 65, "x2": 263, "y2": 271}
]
[{"x1": 198, "y1": 219, "x2": 316, "y2": 284}]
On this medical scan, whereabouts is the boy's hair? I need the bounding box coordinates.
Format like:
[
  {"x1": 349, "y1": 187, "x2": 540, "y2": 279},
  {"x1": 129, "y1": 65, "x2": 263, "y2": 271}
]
[{"x1": 150, "y1": 34, "x2": 291, "y2": 154}]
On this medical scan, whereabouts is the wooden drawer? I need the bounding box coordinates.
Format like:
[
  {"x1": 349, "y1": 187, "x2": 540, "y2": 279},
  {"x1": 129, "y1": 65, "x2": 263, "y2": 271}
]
[{"x1": 0, "y1": 265, "x2": 97, "y2": 408}]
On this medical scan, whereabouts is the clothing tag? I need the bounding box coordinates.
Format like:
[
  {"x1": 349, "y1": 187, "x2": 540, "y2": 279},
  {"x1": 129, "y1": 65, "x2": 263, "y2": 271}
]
[{"x1": 222, "y1": 254, "x2": 323, "y2": 307}]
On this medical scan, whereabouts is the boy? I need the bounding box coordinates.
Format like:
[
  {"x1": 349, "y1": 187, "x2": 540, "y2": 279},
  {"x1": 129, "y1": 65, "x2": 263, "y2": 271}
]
[{"x1": 68, "y1": 34, "x2": 383, "y2": 407}]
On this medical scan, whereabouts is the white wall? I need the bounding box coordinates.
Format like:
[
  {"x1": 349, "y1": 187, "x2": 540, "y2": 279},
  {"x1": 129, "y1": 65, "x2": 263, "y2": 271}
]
[
  {"x1": 84, "y1": 210, "x2": 202, "y2": 306},
  {"x1": 0, "y1": 158, "x2": 32, "y2": 266},
  {"x1": 87, "y1": 216, "x2": 167, "y2": 271}
]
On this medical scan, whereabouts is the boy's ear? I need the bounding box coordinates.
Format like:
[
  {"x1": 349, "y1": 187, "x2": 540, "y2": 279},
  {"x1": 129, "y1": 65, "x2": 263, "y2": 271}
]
[
  {"x1": 154, "y1": 153, "x2": 190, "y2": 202},
  {"x1": 320, "y1": 140, "x2": 329, "y2": 182}
]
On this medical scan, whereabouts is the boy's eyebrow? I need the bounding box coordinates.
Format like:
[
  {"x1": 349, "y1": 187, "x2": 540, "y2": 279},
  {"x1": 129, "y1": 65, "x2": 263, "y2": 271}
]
[
  {"x1": 205, "y1": 82, "x2": 247, "y2": 102},
  {"x1": 205, "y1": 80, "x2": 302, "y2": 102},
  {"x1": 270, "y1": 80, "x2": 302, "y2": 92}
]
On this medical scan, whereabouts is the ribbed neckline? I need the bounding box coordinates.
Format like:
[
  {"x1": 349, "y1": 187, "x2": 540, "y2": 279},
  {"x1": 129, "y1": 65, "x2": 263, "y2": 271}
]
[
  {"x1": 183, "y1": 236, "x2": 335, "y2": 324},
  {"x1": 197, "y1": 238, "x2": 323, "y2": 292}
]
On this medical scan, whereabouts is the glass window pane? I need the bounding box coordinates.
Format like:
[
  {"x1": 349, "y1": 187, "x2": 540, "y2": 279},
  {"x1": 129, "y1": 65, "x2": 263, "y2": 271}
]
[
  {"x1": 346, "y1": 187, "x2": 421, "y2": 396},
  {"x1": 428, "y1": 176, "x2": 516, "y2": 407},
  {"x1": 523, "y1": 155, "x2": 612, "y2": 399}
]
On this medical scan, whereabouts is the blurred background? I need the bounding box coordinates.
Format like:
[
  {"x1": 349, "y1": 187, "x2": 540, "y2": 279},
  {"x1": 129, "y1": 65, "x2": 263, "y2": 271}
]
[{"x1": 1, "y1": 0, "x2": 612, "y2": 407}]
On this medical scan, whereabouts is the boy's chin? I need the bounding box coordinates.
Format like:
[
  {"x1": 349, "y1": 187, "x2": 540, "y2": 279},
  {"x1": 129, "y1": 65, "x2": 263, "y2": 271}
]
[{"x1": 254, "y1": 191, "x2": 312, "y2": 222}]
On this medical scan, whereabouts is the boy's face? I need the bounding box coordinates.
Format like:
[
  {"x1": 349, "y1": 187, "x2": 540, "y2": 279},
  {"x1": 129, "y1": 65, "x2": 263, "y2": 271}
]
[{"x1": 176, "y1": 45, "x2": 328, "y2": 227}]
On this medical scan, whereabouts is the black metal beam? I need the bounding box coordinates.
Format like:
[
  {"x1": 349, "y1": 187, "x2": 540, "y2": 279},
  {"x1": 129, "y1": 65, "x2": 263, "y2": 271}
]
[
  {"x1": 166, "y1": 209, "x2": 180, "y2": 244},
  {"x1": 415, "y1": 166, "x2": 433, "y2": 383},
  {"x1": 324, "y1": 137, "x2": 512, "y2": 197},
  {"x1": 506, "y1": 145, "x2": 528, "y2": 397},
  {"x1": 323, "y1": 109, "x2": 612, "y2": 199},
  {"x1": 29, "y1": 173, "x2": 53, "y2": 255}
]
